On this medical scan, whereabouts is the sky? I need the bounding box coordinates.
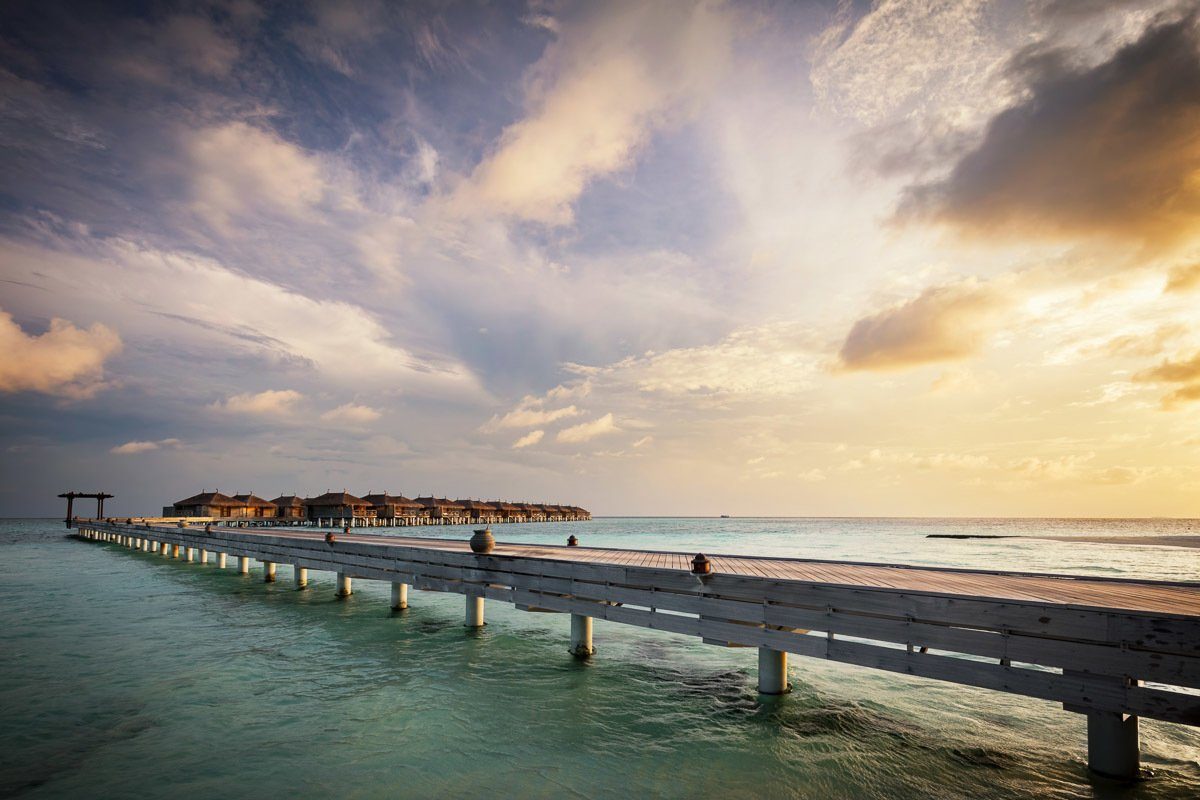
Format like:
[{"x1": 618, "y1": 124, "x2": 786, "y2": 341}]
[{"x1": 1, "y1": 0, "x2": 1199, "y2": 518}]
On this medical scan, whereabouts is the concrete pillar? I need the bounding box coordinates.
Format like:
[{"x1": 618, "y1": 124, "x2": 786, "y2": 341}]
[
  {"x1": 141, "y1": 539, "x2": 149, "y2": 551},
  {"x1": 238, "y1": 556, "x2": 250, "y2": 575},
  {"x1": 390, "y1": 582, "x2": 408, "y2": 611},
  {"x1": 161, "y1": 542, "x2": 171, "y2": 557},
  {"x1": 336, "y1": 572, "x2": 352, "y2": 598},
  {"x1": 465, "y1": 595, "x2": 485, "y2": 627},
  {"x1": 199, "y1": 549, "x2": 208, "y2": 564},
  {"x1": 1087, "y1": 711, "x2": 1140, "y2": 780},
  {"x1": 185, "y1": 547, "x2": 195, "y2": 563},
  {"x1": 569, "y1": 614, "x2": 595, "y2": 658},
  {"x1": 264, "y1": 561, "x2": 276, "y2": 582},
  {"x1": 171, "y1": 544, "x2": 180, "y2": 559},
  {"x1": 294, "y1": 567, "x2": 308, "y2": 589},
  {"x1": 757, "y1": 647, "x2": 790, "y2": 695},
  {"x1": 217, "y1": 552, "x2": 227, "y2": 569}
]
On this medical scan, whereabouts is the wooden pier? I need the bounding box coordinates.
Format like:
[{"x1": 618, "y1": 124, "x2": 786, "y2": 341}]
[{"x1": 73, "y1": 518, "x2": 1200, "y2": 781}]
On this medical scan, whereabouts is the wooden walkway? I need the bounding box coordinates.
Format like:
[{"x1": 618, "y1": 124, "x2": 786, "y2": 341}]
[{"x1": 75, "y1": 519, "x2": 1200, "y2": 779}]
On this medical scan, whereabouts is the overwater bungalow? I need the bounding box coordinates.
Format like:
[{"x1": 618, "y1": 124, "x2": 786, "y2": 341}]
[
  {"x1": 415, "y1": 497, "x2": 469, "y2": 524},
  {"x1": 171, "y1": 491, "x2": 244, "y2": 518},
  {"x1": 363, "y1": 492, "x2": 423, "y2": 524},
  {"x1": 306, "y1": 491, "x2": 373, "y2": 520},
  {"x1": 233, "y1": 493, "x2": 277, "y2": 518},
  {"x1": 459, "y1": 499, "x2": 498, "y2": 524},
  {"x1": 271, "y1": 495, "x2": 307, "y2": 519}
]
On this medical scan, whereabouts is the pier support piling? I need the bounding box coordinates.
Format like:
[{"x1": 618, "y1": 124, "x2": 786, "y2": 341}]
[
  {"x1": 185, "y1": 547, "x2": 195, "y2": 563},
  {"x1": 161, "y1": 542, "x2": 170, "y2": 557},
  {"x1": 757, "y1": 647, "x2": 790, "y2": 695},
  {"x1": 171, "y1": 544, "x2": 180, "y2": 559},
  {"x1": 199, "y1": 549, "x2": 208, "y2": 564},
  {"x1": 569, "y1": 614, "x2": 595, "y2": 658},
  {"x1": 264, "y1": 561, "x2": 276, "y2": 582},
  {"x1": 238, "y1": 556, "x2": 249, "y2": 575},
  {"x1": 336, "y1": 572, "x2": 352, "y2": 598},
  {"x1": 390, "y1": 582, "x2": 408, "y2": 611},
  {"x1": 217, "y1": 552, "x2": 227, "y2": 569},
  {"x1": 465, "y1": 595, "x2": 485, "y2": 627},
  {"x1": 295, "y1": 567, "x2": 308, "y2": 589},
  {"x1": 1087, "y1": 711, "x2": 1140, "y2": 780}
]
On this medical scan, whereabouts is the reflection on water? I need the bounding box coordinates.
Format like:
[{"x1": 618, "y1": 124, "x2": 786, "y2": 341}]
[{"x1": 1, "y1": 517, "x2": 1197, "y2": 799}]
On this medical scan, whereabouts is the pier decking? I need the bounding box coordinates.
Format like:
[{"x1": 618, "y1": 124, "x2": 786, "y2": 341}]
[{"x1": 74, "y1": 519, "x2": 1200, "y2": 781}]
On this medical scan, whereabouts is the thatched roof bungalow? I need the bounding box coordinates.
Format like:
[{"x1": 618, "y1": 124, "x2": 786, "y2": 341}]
[
  {"x1": 306, "y1": 491, "x2": 372, "y2": 519},
  {"x1": 173, "y1": 491, "x2": 244, "y2": 518},
  {"x1": 271, "y1": 495, "x2": 307, "y2": 519},
  {"x1": 363, "y1": 492, "x2": 422, "y2": 519},
  {"x1": 233, "y1": 493, "x2": 277, "y2": 518}
]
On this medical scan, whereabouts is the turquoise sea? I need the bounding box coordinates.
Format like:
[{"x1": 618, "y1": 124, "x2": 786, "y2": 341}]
[{"x1": 1, "y1": 517, "x2": 1198, "y2": 799}]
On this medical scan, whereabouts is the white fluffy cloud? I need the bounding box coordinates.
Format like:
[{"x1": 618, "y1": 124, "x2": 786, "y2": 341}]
[
  {"x1": 210, "y1": 389, "x2": 302, "y2": 415},
  {"x1": 110, "y1": 438, "x2": 181, "y2": 454},
  {"x1": 453, "y1": 0, "x2": 734, "y2": 224},
  {"x1": 0, "y1": 309, "x2": 122, "y2": 399},
  {"x1": 320, "y1": 403, "x2": 382, "y2": 425},
  {"x1": 557, "y1": 412, "x2": 618, "y2": 443},
  {"x1": 511, "y1": 429, "x2": 544, "y2": 449}
]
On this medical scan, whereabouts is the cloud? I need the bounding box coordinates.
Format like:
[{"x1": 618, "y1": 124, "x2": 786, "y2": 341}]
[
  {"x1": 838, "y1": 280, "x2": 1010, "y2": 371},
  {"x1": 320, "y1": 403, "x2": 382, "y2": 425},
  {"x1": 574, "y1": 322, "x2": 822, "y2": 397},
  {"x1": 2, "y1": 237, "x2": 479, "y2": 392},
  {"x1": 1134, "y1": 350, "x2": 1200, "y2": 408},
  {"x1": 632, "y1": 435, "x2": 653, "y2": 448},
  {"x1": 210, "y1": 389, "x2": 302, "y2": 415},
  {"x1": 556, "y1": 412, "x2": 618, "y2": 443},
  {"x1": 451, "y1": 0, "x2": 734, "y2": 224},
  {"x1": 481, "y1": 395, "x2": 581, "y2": 431},
  {"x1": 901, "y1": 14, "x2": 1200, "y2": 246},
  {"x1": 110, "y1": 438, "x2": 181, "y2": 455},
  {"x1": 0, "y1": 309, "x2": 122, "y2": 398},
  {"x1": 512, "y1": 429, "x2": 544, "y2": 449},
  {"x1": 1165, "y1": 262, "x2": 1200, "y2": 293},
  {"x1": 185, "y1": 122, "x2": 327, "y2": 231}
]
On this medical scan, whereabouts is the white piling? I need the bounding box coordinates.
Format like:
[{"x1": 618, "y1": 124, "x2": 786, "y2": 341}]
[
  {"x1": 465, "y1": 595, "x2": 485, "y2": 627},
  {"x1": 171, "y1": 544, "x2": 180, "y2": 559},
  {"x1": 336, "y1": 572, "x2": 352, "y2": 597},
  {"x1": 264, "y1": 561, "x2": 276, "y2": 582},
  {"x1": 238, "y1": 556, "x2": 250, "y2": 575},
  {"x1": 391, "y1": 582, "x2": 408, "y2": 610},
  {"x1": 185, "y1": 547, "x2": 195, "y2": 563},
  {"x1": 295, "y1": 566, "x2": 308, "y2": 589},
  {"x1": 217, "y1": 552, "x2": 227, "y2": 569},
  {"x1": 758, "y1": 647, "x2": 790, "y2": 695},
  {"x1": 569, "y1": 614, "x2": 595, "y2": 657},
  {"x1": 199, "y1": 549, "x2": 208, "y2": 564}
]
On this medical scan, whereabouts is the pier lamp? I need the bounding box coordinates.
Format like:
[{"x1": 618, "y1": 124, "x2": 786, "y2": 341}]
[
  {"x1": 567, "y1": 535, "x2": 579, "y2": 547},
  {"x1": 691, "y1": 554, "x2": 712, "y2": 575}
]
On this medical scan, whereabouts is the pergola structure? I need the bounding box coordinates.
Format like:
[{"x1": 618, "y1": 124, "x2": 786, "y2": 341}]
[{"x1": 58, "y1": 492, "x2": 114, "y2": 527}]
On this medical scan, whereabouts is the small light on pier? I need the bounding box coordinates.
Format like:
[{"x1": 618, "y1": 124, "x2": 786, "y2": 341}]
[
  {"x1": 567, "y1": 535, "x2": 578, "y2": 547},
  {"x1": 691, "y1": 553, "x2": 712, "y2": 575}
]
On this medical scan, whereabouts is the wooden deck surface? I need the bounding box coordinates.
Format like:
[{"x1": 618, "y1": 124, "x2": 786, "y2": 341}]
[{"x1": 235, "y1": 528, "x2": 1200, "y2": 618}]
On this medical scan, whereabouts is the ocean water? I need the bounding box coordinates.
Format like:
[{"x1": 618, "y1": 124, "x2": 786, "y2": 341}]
[{"x1": 1, "y1": 516, "x2": 1198, "y2": 800}]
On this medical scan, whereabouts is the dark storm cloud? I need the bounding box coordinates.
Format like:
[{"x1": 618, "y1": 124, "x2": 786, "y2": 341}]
[{"x1": 901, "y1": 13, "x2": 1200, "y2": 245}]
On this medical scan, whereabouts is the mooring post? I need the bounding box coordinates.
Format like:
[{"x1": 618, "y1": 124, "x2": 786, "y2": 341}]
[
  {"x1": 217, "y1": 552, "x2": 227, "y2": 569},
  {"x1": 757, "y1": 647, "x2": 790, "y2": 695},
  {"x1": 569, "y1": 613, "x2": 595, "y2": 658},
  {"x1": 238, "y1": 556, "x2": 249, "y2": 575},
  {"x1": 263, "y1": 561, "x2": 276, "y2": 582},
  {"x1": 390, "y1": 582, "x2": 408, "y2": 611},
  {"x1": 1087, "y1": 711, "x2": 1140, "y2": 780},
  {"x1": 294, "y1": 566, "x2": 307, "y2": 589},
  {"x1": 465, "y1": 594, "x2": 485, "y2": 627},
  {"x1": 336, "y1": 572, "x2": 352, "y2": 597}
]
